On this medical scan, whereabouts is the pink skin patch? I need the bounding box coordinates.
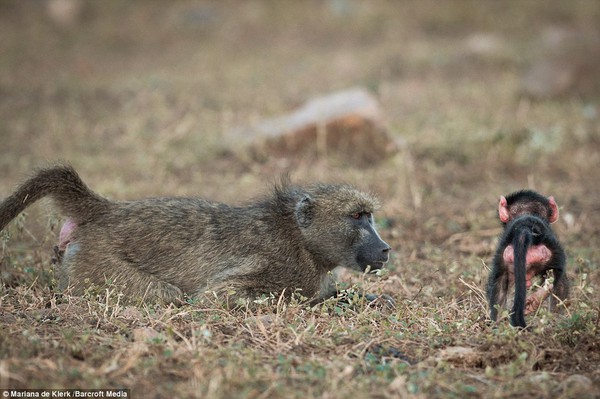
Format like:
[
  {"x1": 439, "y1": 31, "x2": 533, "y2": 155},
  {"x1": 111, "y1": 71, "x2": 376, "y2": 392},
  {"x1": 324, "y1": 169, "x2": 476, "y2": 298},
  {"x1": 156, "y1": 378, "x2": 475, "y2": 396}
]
[
  {"x1": 58, "y1": 218, "x2": 77, "y2": 251},
  {"x1": 525, "y1": 284, "x2": 552, "y2": 315},
  {"x1": 503, "y1": 244, "x2": 552, "y2": 288}
]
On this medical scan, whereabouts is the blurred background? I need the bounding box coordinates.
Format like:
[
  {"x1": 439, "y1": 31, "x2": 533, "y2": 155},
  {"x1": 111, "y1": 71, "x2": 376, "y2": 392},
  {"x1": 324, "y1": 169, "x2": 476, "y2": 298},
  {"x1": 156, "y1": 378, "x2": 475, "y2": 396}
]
[{"x1": 0, "y1": 0, "x2": 599, "y2": 287}]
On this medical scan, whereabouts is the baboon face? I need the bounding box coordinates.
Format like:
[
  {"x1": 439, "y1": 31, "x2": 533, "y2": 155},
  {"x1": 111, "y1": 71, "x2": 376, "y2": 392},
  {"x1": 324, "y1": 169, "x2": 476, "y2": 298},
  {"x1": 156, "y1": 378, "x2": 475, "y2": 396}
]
[
  {"x1": 349, "y1": 210, "x2": 391, "y2": 271},
  {"x1": 295, "y1": 185, "x2": 392, "y2": 272}
]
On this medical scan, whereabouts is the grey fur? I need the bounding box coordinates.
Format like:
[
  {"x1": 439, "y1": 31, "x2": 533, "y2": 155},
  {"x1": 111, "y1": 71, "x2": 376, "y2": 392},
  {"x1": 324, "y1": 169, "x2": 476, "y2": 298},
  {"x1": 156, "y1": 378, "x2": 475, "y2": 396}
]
[{"x1": 1, "y1": 165, "x2": 391, "y2": 304}]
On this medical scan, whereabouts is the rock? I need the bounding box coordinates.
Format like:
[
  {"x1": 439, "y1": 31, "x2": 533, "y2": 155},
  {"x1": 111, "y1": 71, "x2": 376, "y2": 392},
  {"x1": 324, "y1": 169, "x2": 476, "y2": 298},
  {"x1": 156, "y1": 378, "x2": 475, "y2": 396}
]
[
  {"x1": 121, "y1": 306, "x2": 143, "y2": 320},
  {"x1": 436, "y1": 346, "x2": 482, "y2": 367},
  {"x1": 226, "y1": 88, "x2": 399, "y2": 164},
  {"x1": 132, "y1": 327, "x2": 162, "y2": 342}
]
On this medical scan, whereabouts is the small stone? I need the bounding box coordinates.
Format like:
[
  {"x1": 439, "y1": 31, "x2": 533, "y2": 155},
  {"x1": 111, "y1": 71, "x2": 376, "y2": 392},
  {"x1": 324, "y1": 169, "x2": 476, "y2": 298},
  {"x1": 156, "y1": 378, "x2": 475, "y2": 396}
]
[
  {"x1": 121, "y1": 306, "x2": 143, "y2": 320},
  {"x1": 436, "y1": 346, "x2": 482, "y2": 367},
  {"x1": 132, "y1": 327, "x2": 162, "y2": 342}
]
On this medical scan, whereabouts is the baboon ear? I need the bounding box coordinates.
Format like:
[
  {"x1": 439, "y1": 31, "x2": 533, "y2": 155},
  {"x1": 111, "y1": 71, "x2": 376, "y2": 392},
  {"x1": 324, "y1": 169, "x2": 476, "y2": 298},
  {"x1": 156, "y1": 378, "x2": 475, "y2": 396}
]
[
  {"x1": 548, "y1": 196, "x2": 559, "y2": 223},
  {"x1": 498, "y1": 196, "x2": 510, "y2": 223},
  {"x1": 295, "y1": 195, "x2": 314, "y2": 228}
]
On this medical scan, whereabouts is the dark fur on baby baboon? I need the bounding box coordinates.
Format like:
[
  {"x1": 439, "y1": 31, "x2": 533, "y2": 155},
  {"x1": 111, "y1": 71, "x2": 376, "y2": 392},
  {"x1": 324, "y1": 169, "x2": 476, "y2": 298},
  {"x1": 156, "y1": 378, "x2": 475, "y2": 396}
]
[
  {"x1": 498, "y1": 189, "x2": 559, "y2": 225},
  {"x1": 0, "y1": 164, "x2": 392, "y2": 304},
  {"x1": 488, "y1": 190, "x2": 568, "y2": 328},
  {"x1": 487, "y1": 215, "x2": 567, "y2": 328}
]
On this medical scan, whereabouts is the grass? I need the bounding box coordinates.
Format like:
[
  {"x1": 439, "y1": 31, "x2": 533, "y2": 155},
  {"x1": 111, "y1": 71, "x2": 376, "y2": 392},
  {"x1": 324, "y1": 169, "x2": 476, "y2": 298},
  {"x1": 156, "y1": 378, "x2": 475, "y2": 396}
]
[{"x1": 1, "y1": 1, "x2": 599, "y2": 398}]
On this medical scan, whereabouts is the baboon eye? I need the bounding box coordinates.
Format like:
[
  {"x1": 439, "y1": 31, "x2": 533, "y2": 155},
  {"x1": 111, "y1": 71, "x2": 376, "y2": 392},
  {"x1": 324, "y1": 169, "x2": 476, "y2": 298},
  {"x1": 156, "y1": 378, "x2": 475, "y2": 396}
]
[{"x1": 351, "y1": 212, "x2": 361, "y2": 219}]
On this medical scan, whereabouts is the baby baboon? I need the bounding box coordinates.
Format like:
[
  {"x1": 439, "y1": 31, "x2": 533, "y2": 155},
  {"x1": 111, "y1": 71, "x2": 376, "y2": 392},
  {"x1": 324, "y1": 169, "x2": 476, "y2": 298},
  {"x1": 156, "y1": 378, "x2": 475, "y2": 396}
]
[
  {"x1": 488, "y1": 215, "x2": 566, "y2": 327},
  {"x1": 0, "y1": 165, "x2": 392, "y2": 304},
  {"x1": 488, "y1": 190, "x2": 568, "y2": 327}
]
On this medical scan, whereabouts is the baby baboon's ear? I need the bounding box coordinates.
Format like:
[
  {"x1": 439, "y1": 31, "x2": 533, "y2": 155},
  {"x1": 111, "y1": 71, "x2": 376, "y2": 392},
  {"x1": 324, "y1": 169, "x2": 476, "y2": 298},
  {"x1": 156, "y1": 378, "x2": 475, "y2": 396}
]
[
  {"x1": 547, "y1": 196, "x2": 559, "y2": 223},
  {"x1": 295, "y1": 195, "x2": 314, "y2": 228}
]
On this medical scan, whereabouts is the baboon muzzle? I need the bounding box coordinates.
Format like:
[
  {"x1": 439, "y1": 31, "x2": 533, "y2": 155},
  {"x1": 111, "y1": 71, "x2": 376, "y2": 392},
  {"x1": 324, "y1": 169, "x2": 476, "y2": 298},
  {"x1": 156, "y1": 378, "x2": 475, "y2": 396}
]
[{"x1": 356, "y1": 224, "x2": 391, "y2": 271}]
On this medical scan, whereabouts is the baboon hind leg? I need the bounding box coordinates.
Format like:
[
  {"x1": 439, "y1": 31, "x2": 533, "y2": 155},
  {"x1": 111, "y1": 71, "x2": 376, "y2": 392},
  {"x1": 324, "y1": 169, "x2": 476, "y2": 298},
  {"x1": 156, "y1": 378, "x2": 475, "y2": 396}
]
[
  {"x1": 62, "y1": 255, "x2": 184, "y2": 304},
  {"x1": 129, "y1": 272, "x2": 185, "y2": 304},
  {"x1": 487, "y1": 272, "x2": 509, "y2": 322},
  {"x1": 549, "y1": 270, "x2": 569, "y2": 312}
]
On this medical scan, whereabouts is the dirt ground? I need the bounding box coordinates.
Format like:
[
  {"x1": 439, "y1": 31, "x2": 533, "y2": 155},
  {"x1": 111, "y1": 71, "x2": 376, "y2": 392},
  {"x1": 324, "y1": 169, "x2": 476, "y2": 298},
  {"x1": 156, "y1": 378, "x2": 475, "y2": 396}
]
[{"x1": 0, "y1": 1, "x2": 599, "y2": 398}]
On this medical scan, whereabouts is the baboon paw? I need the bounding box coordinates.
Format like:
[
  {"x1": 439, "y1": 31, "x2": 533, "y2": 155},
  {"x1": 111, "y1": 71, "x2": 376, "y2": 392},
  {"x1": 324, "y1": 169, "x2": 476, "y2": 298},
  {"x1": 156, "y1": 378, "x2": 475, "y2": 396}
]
[
  {"x1": 365, "y1": 293, "x2": 396, "y2": 308},
  {"x1": 51, "y1": 245, "x2": 64, "y2": 265}
]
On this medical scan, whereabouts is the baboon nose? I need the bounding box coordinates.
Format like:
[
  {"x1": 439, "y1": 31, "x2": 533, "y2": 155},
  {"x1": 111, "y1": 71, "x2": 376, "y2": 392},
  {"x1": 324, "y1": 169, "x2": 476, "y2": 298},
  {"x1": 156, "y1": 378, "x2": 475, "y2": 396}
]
[{"x1": 381, "y1": 245, "x2": 391, "y2": 261}]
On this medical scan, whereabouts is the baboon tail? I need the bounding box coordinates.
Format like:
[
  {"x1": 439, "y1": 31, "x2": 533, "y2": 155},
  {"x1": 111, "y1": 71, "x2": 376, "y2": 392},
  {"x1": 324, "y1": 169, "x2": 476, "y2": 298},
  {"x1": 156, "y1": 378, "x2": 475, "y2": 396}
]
[
  {"x1": 0, "y1": 164, "x2": 109, "y2": 230},
  {"x1": 510, "y1": 229, "x2": 531, "y2": 328}
]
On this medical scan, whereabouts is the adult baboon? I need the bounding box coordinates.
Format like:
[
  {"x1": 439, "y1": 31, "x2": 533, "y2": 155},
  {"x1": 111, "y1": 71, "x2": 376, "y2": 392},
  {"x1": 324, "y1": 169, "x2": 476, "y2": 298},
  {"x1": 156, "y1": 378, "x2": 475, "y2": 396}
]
[{"x1": 0, "y1": 165, "x2": 392, "y2": 304}]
